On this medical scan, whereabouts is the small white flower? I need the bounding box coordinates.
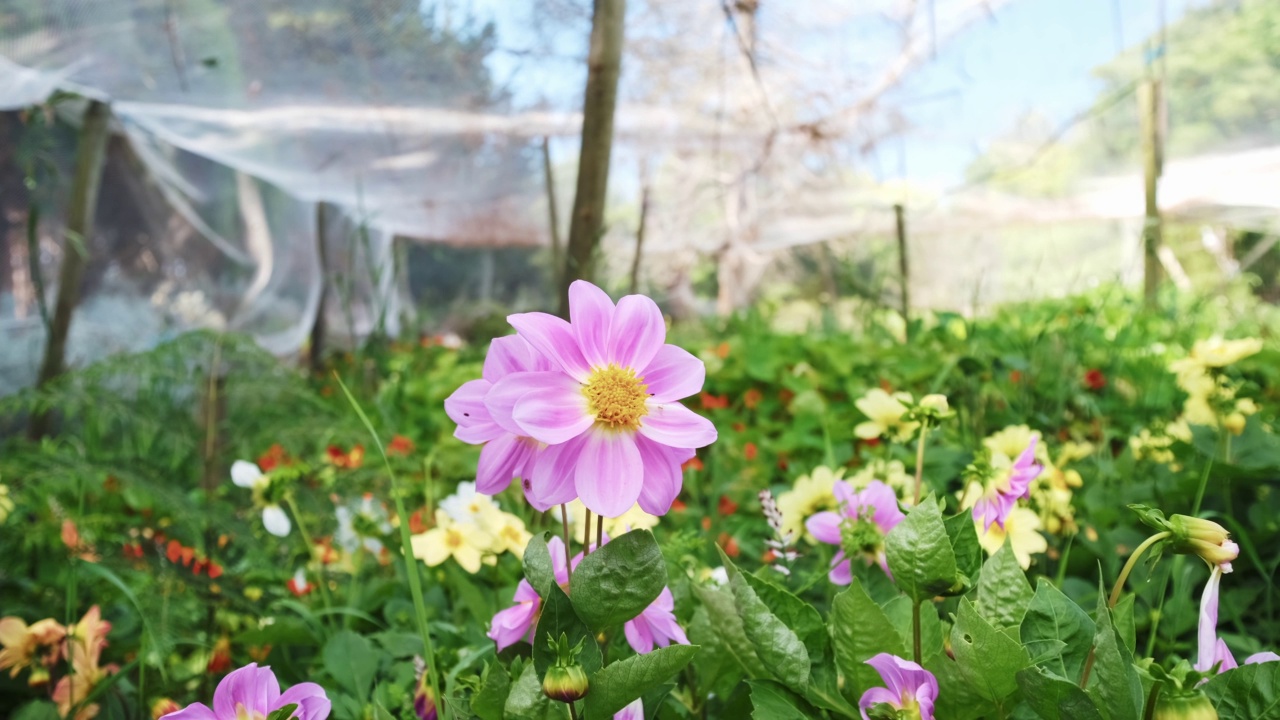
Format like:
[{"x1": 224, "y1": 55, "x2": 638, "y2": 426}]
[
  {"x1": 708, "y1": 566, "x2": 729, "y2": 587},
  {"x1": 440, "y1": 482, "x2": 498, "y2": 523},
  {"x1": 231, "y1": 460, "x2": 268, "y2": 490},
  {"x1": 262, "y1": 504, "x2": 292, "y2": 537}
]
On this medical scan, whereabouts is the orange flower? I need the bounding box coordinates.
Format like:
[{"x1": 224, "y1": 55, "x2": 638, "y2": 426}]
[
  {"x1": 247, "y1": 645, "x2": 272, "y2": 663},
  {"x1": 61, "y1": 521, "x2": 98, "y2": 563},
  {"x1": 700, "y1": 393, "x2": 729, "y2": 411},
  {"x1": 387, "y1": 435, "x2": 415, "y2": 456},
  {"x1": 256, "y1": 443, "x2": 291, "y2": 472},
  {"x1": 326, "y1": 444, "x2": 365, "y2": 469},
  {"x1": 715, "y1": 342, "x2": 731, "y2": 359},
  {"x1": 207, "y1": 636, "x2": 232, "y2": 674},
  {"x1": 717, "y1": 533, "x2": 740, "y2": 558},
  {"x1": 409, "y1": 509, "x2": 430, "y2": 534},
  {"x1": 151, "y1": 699, "x2": 182, "y2": 719},
  {"x1": 671, "y1": 499, "x2": 688, "y2": 512},
  {"x1": 743, "y1": 388, "x2": 763, "y2": 409},
  {"x1": 1009, "y1": 370, "x2": 1023, "y2": 384},
  {"x1": 682, "y1": 456, "x2": 704, "y2": 472},
  {"x1": 718, "y1": 495, "x2": 739, "y2": 516},
  {"x1": 744, "y1": 442, "x2": 758, "y2": 461}
]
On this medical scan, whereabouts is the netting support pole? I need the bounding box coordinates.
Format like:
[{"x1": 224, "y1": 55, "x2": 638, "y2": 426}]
[
  {"x1": 1139, "y1": 78, "x2": 1164, "y2": 308},
  {"x1": 629, "y1": 162, "x2": 650, "y2": 295},
  {"x1": 894, "y1": 203, "x2": 911, "y2": 340},
  {"x1": 542, "y1": 137, "x2": 562, "y2": 290},
  {"x1": 29, "y1": 99, "x2": 111, "y2": 440},
  {"x1": 558, "y1": 0, "x2": 626, "y2": 317},
  {"x1": 309, "y1": 202, "x2": 329, "y2": 374}
]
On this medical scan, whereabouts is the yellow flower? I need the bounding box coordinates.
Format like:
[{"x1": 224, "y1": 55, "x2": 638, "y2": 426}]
[
  {"x1": 1130, "y1": 429, "x2": 1177, "y2": 465},
  {"x1": 1055, "y1": 441, "x2": 1094, "y2": 466},
  {"x1": 984, "y1": 425, "x2": 1042, "y2": 463},
  {"x1": 976, "y1": 507, "x2": 1047, "y2": 570},
  {"x1": 853, "y1": 389, "x2": 919, "y2": 442},
  {"x1": 567, "y1": 500, "x2": 658, "y2": 537},
  {"x1": 0, "y1": 485, "x2": 12, "y2": 524},
  {"x1": 0, "y1": 617, "x2": 65, "y2": 680},
  {"x1": 1189, "y1": 336, "x2": 1263, "y2": 368},
  {"x1": 410, "y1": 510, "x2": 493, "y2": 574},
  {"x1": 847, "y1": 459, "x2": 915, "y2": 504},
  {"x1": 776, "y1": 466, "x2": 842, "y2": 540},
  {"x1": 483, "y1": 508, "x2": 533, "y2": 556}
]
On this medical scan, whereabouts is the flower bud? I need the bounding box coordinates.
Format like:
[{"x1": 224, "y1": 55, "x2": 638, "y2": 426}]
[
  {"x1": 151, "y1": 698, "x2": 182, "y2": 719},
  {"x1": 1153, "y1": 689, "x2": 1218, "y2": 720},
  {"x1": 1222, "y1": 413, "x2": 1246, "y2": 436},
  {"x1": 1170, "y1": 515, "x2": 1238, "y2": 572},
  {"x1": 919, "y1": 394, "x2": 950, "y2": 414},
  {"x1": 543, "y1": 665, "x2": 589, "y2": 703}
]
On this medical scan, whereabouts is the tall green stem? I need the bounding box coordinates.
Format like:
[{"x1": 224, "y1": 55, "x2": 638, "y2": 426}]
[
  {"x1": 336, "y1": 376, "x2": 448, "y2": 720},
  {"x1": 285, "y1": 495, "x2": 336, "y2": 632},
  {"x1": 1081, "y1": 530, "x2": 1170, "y2": 687},
  {"x1": 913, "y1": 420, "x2": 930, "y2": 505},
  {"x1": 1147, "y1": 451, "x2": 1217, "y2": 657},
  {"x1": 912, "y1": 600, "x2": 922, "y2": 664}
]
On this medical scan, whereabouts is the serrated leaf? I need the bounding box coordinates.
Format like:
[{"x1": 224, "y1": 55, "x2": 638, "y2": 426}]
[
  {"x1": 976, "y1": 538, "x2": 1034, "y2": 629},
  {"x1": 722, "y1": 549, "x2": 810, "y2": 686},
  {"x1": 742, "y1": 570, "x2": 827, "y2": 659},
  {"x1": 831, "y1": 578, "x2": 908, "y2": 704},
  {"x1": 1021, "y1": 578, "x2": 1096, "y2": 680},
  {"x1": 886, "y1": 496, "x2": 962, "y2": 602},
  {"x1": 570, "y1": 530, "x2": 667, "y2": 632},
  {"x1": 533, "y1": 582, "x2": 603, "y2": 677},
  {"x1": 323, "y1": 630, "x2": 378, "y2": 701},
  {"x1": 690, "y1": 582, "x2": 769, "y2": 678},
  {"x1": 748, "y1": 680, "x2": 811, "y2": 719},
  {"x1": 950, "y1": 597, "x2": 1030, "y2": 703},
  {"x1": 505, "y1": 663, "x2": 567, "y2": 720},
  {"x1": 582, "y1": 644, "x2": 699, "y2": 720},
  {"x1": 883, "y1": 595, "x2": 944, "y2": 664},
  {"x1": 473, "y1": 661, "x2": 512, "y2": 720},
  {"x1": 1085, "y1": 582, "x2": 1144, "y2": 720},
  {"x1": 1017, "y1": 667, "x2": 1106, "y2": 720},
  {"x1": 945, "y1": 509, "x2": 983, "y2": 581},
  {"x1": 1204, "y1": 660, "x2": 1280, "y2": 719}
]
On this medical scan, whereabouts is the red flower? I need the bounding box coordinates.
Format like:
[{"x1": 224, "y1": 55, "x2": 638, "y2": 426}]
[
  {"x1": 718, "y1": 495, "x2": 739, "y2": 516},
  {"x1": 700, "y1": 392, "x2": 730, "y2": 411},
  {"x1": 717, "y1": 533, "x2": 740, "y2": 558},
  {"x1": 743, "y1": 388, "x2": 763, "y2": 409},
  {"x1": 287, "y1": 570, "x2": 314, "y2": 597},
  {"x1": 1009, "y1": 370, "x2": 1022, "y2": 384},
  {"x1": 256, "y1": 443, "x2": 290, "y2": 472},
  {"x1": 681, "y1": 456, "x2": 704, "y2": 472},
  {"x1": 778, "y1": 389, "x2": 795, "y2": 406},
  {"x1": 671, "y1": 498, "x2": 688, "y2": 512},
  {"x1": 387, "y1": 435, "x2": 415, "y2": 456},
  {"x1": 409, "y1": 509, "x2": 429, "y2": 534},
  {"x1": 207, "y1": 637, "x2": 232, "y2": 674},
  {"x1": 744, "y1": 442, "x2": 758, "y2": 461},
  {"x1": 207, "y1": 562, "x2": 224, "y2": 579},
  {"x1": 1083, "y1": 369, "x2": 1107, "y2": 391},
  {"x1": 326, "y1": 444, "x2": 365, "y2": 469}
]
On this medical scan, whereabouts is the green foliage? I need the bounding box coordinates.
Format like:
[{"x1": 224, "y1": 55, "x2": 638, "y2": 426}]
[
  {"x1": 885, "y1": 496, "x2": 965, "y2": 602},
  {"x1": 582, "y1": 645, "x2": 699, "y2": 720},
  {"x1": 569, "y1": 530, "x2": 667, "y2": 632}
]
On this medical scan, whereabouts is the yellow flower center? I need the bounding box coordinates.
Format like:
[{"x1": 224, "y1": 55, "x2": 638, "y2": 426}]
[
  {"x1": 445, "y1": 529, "x2": 463, "y2": 549},
  {"x1": 235, "y1": 705, "x2": 267, "y2": 720},
  {"x1": 583, "y1": 365, "x2": 649, "y2": 430}
]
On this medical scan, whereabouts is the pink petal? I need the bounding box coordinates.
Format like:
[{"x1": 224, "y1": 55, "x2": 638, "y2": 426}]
[
  {"x1": 276, "y1": 683, "x2": 331, "y2": 720},
  {"x1": 484, "y1": 335, "x2": 547, "y2": 382},
  {"x1": 625, "y1": 616, "x2": 656, "y2": 654},
  {"x1": 1247, "y1": 652, "x2": 1280, "y2": 665},
  {"x1": 638, "y1": 402, "x2": 717, "y2": 448},
  {"x1": 569, "y1": 280, "x2": 615, "y2": 368},
  {"x1": 485, "y1": 372, "x2": 544, "y2": 436},
  {"x1": 489, "y1": 601, "x2": 540, "y2": 652},
  {"x1": 1196, "y1": 567, "x2": 1224, "y2": 672},
  {"x1": 508, "y1": 311, "x2": 591, "y2": 382},
  {"x1": 833, "y1": 480, "x2": 857, "y2": 508},
  {"x1": 858, "y1": 687, "x2": 900, "y2": 715},
  {"x1": 857, "y1": 481, "x2": 905, "y2": 533},
  {"x1": 213, "y1": 664, "x2": 280, "y2": 718},
  {"x1": 547, "y1": 536, "x2": 571, "y2": 585},
  {"x1": 608, "y1": 294, "x2": 666, "y2": 370},
  {"x1": 160, "y1": 703, "x2": 217, "y2": 720},
  {"x1": 636, "y1": 435, "x2": 685, "y2": 515},
  {"x1": 477, "y1": 434, "x2": 537, "y2": 495},
  {"x1": 513, "y1": 579, "x2": 541, "y2": 603},
  {"x1": 445, "y1": 379, "x2": 492, "y2": 426},
  {"x1": 828, "y1": 555, "x2": 853, "y2": 585},
  {"x1": 575, "y1": 430, "x2": 644, "y2": 518},
  {"x1": 512, "y1": 373, "x2": 594, "y2": 444},
  {"x1": 639, "y1": 345, "x2": 705, "y2": 403},
  {"x1": 806, "y1": 512, "x2": 844, "y2": 545},
  {"x1": 526, "y1": 435, "x2": 587, "y2": 511}
]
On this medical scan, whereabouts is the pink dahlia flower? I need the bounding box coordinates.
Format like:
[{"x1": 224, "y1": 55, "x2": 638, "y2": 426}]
[
  {"x1": 806, "y1": 480, "x2": 904, "y2": 584},
  {"x1": 859, "y1": 653, "x2": 937, "y2": 720},
  {"x1": 445, "y1": 336, "x2": 553, "y2": 502},
  {"x1": 972, "y1": 436, "x2": 1042, "y2": 531},
  {"x1": 493, "y1": 280, "x2": 715, "y2": 517},
  {"x1": 614, "y1": 699, "x2": 644, "y2": 720},
  {"x1": 624, "y1": 587, "x2": 689, "y2": 654},
  {"x1": 161, "y1": 663, "x2": 330, "y2": 720}
]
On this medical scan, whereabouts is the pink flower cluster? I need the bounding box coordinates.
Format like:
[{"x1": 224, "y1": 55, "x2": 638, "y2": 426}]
[{"x1": 445, "y1": 281, "x2": 716, "y2": 518}]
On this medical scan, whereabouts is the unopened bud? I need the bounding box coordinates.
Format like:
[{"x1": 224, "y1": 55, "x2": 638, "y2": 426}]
[
  {"x1": 1153, "y1": 689, "x2": 1218, "y2": 720},
  {"x1": 542, "y1": 633, "x2": 590, "y2": 703},
  {"x1": 151, "y1": 698, "x2": 182, "y2": 719},
  {"x1": 1222, "y1": 413, "x2": 1246, "y2": 436},
  {"x1": 1170, "y1": 515, "x2": 1238, "y2": 572},
  {"x1": 919, "y1": 394, "x2": 950, "y2": 415}
]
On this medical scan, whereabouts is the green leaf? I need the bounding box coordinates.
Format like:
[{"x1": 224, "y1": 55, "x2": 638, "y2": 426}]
[
  {"x1": 885, "y1": 496, "x2": 962, "y2": 602},
  {"x1": 473, "y1": 661, "x2": 513, "y2": 720},
  {"x1": 831, "y1": 578, "x2": 908, "y2": 704},
  {"x1": 372, "y1": 631, "x2": 424, "y2": 659},
  {"x1": 742, "y1": 570, "x2": 828, "y2": 659},
  {"x1": 945, "y1": 509, "x2": 983, "y2": 581},
  {"x1": 950, "y1": 597, "x2": 1030, "y2": 703},
  {"x1": 1017, "y1": 667, "x2": 1106, "y2": 720},
  {"x1": 570, "y1": 529, "x2": 667, "y2": 632},
  {"x1": 1113, "y1": 593, "x2": 1137, "y2": 655},
  {"x1": 505, "y1": 663, "x2": 568, "y2": 720},
  {"x1": 690, "y1": 582, "x2": 769, "y2": 678},
  {"x1": 1085, "y1": 583, "x2": 1144, "y2": 720},
  {"x1": 926, "y1": 654, "x2": 996, "y2": 720},
  {"x1": 1021, "y1": 579, "x2": 1096, "y2": 680},
  {"x1": 265, "y1": 705, "x2": 299, "y2": 720},
  {"x1": 323, "y1": 630, "x2": 379, "y2": 701},
  {"x1": 805, "y1": 662, "x2": 861, "y2": 719},
  {"x1": 722, "y1": 548, "x2": 810, "y2": 686},
  {"x1": 582, "y1": 644, "x2": 700, "y2": 720},
  {"x1": 748, "y1": 680, "x2": 812, "y2": 720},
  {"x1": 10, "y1": 701, "x2": 59, "y2": 720},
  {"x1": 1204, "y1": 660, "x2": 1280, "y2": 719},
  {"x1": 524, "y1": 532, "x2": 558, "y2": 598},
  {"x1": 883, "y1": 595, "x2": 945, "y2": 664},
  {"x1": 976, "y1": 538, "x2": 1034, "y2": 629},
  {"x1": 533, "y1": 583, "x2": 603, "y2": 677}
]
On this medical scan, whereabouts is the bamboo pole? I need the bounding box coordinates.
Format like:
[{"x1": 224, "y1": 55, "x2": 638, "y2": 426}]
[
  {"x1": 628, "y1": 163, "x2": 650, "y2": 295},
  {"x1": 557, "y1": 0, "x2": 626, "y2": 316},
  {"x1": 29, "y1": 99, "x2": 111, "y2": 439},
  {"x1": 1139, "y1": 78, "x2": 1164, "y2": 307},
  {"x1": 894, "y1": 203, "x2": 910, "y2": 340},
  {"x1": 542, "y1": 136, "x2": 562, "y2": 290},
  {"x1": 309, "y1": 202, "x2": 329, "y2": 374}
]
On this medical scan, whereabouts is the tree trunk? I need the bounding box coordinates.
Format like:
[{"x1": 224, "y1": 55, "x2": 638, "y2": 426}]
[
  {"x1": 29, "y1": 100, "x2": 111, "y2": 439},
  {"x1": 557, "y1": 0, "x2": 626, "y2": 316}
]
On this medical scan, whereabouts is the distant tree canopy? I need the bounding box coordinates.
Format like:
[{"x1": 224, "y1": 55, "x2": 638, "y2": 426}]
[{"x1": 966, "y1": 0, "x2": 1280, "y2": 197}]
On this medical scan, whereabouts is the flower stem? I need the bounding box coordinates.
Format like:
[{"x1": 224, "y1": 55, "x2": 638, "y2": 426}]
[
  {"x1": 913, "y1": 419, "x2": 930, "y2": 505},
  {"x1": 568, "y1": 702, "x2": 581, "y2": 720},
  {"x1": 912, "y1": 600, "x2": 922, "y2": 664},
  {"x1": 561, "y1": 504, "x2": 574, "y2": 581},
  {"x1": 1080, "y1": 530, "x2": 1171, "y2": 687},
  {"x1": 584, "y1": 508, "x2": 593, "y2": 554},
  {"x1": 335, "y1": 375, "x2": 448, "y2": 720},
  {"x1": 286, "y1": 495, "x2": 336, "y2": 632},
  {"x1": 1191, "y1": 440, "x2": 1217, "y2": 517},
  {"x1": 596, "y1": 514, "x2": 604, "y2": 552},
  {"x1": 1146, "y1": 451, "x2": 1217, "y2": 657}
]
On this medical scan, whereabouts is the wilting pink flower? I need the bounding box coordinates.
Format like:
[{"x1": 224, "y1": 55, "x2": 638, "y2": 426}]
[
  {"x1": 806, "y1": 481, "x2": 904, "y2": 584},
  {"x1": 445, "y1": 336, "x2": 553, "y2": 504},
  {"x1": 493, "y1": 280, "x2": 715, "y2": 517},
  {"x1": 161, "y1": 663, "x2": 330, "y2": 720},
  {"x1": 624, "y1": 587, "x2": 689, "y2": 654},
  {"x1": 488, "y1": 537, "x2": 570, "y2": 651},
  {"x1": 972, "y1": 436, "x2": 1042, "y2": 531},
  {"x1": 1196, "y1": 566, "x2": 1236, "y2": 674},
  {"x1": 859, "y1": 653, "x2": 937, "y2": 720},
  {"x1": 614, "y1": 698, "x2": 644, "y2": 720}
]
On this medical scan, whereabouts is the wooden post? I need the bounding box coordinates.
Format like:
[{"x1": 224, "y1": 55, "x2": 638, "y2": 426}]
[
  {"x1": 557, "y1": 0, "x2": 626, "y2": 316},
  {"x1": 1139, "y1": 78, "x2": 1164, "y2": 307},
  {"x1": 541, "y1": 136, "x2": 562, "y2": 289},
  {"x1": 29, "y1": 99, "x2": 111, "y2": 439},
  {"x1": 628, "y1": 162, "x2": 650, "y2": 295},
  {"x1": 309, "y1": 203, "x2": 328, "y2": 374},
  {"x1": 894, "y1": 203, "x2": 910, "y2": 340}
]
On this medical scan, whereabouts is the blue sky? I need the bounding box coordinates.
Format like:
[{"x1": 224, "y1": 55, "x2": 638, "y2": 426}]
[{"x1": 431, "y1": 0, "x2": 1211, "y2": 187}]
